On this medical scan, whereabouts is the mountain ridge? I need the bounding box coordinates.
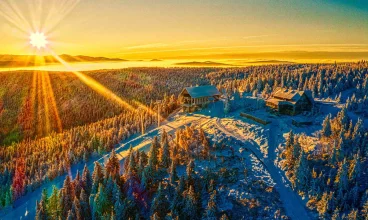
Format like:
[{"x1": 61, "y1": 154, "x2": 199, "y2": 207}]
[{"x1": 0, "y1": 54, "x2": 127, "y2": 67}]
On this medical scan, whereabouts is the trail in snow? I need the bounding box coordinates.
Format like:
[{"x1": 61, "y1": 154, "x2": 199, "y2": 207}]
[
  {"x1": 2, "y1": 113, "x2": 209, "y2": 220},
  {"x1": 215, "y1": 118, "x2": 311, "y2": 220},
  {"x1": 3, "y1": 111, "x2": 311, "y2": 220}
]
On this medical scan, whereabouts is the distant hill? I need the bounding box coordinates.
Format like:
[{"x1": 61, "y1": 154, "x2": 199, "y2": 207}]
[
  {"x1": 150, "y1": 59, "x2": 162, "y2": 62},
  {"x1": 175, "y1": 61, "x2": 232, "y2": 67},
  {"x1": 240, "y1": 59, "x2": 295, "y2": 64},
  {"x1": 0, "y1": 54, "x2": 127, "y2": 67}
]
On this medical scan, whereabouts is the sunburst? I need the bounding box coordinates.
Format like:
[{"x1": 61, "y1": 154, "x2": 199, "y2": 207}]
[{"x1": 30, "y1": 32, "x2": 48, "y2": 49}]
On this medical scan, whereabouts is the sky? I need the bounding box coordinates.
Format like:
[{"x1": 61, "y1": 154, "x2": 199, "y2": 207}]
[{"x1": 0, "y1": 0, "x2": 368, "y2": 61}]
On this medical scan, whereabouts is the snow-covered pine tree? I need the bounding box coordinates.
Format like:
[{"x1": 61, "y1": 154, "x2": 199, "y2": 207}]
[
  {"x1": 91, "y1": 162, "x2": 104, "y2": 195},
  {"x1": 150, "y1": 183, "x2": 169, "y2": 218},
  {"x1": 160, "y1": 135, "x2": 171, "y2": 168},
  {"x1": 183, "y1": 185, "x2": 199, "y2": 219},
  {"x1": 60, "y1": 175, "x2": 74, "y2": 218},
  {"x1": 80, "y1": 189, "x2": 91, "y2": 220},
  {"x1": 93, "y1": 183, "x2": 110, "y2": 218},
  {"x1": 36, "y1": 199, "x2": 48, "y2": 220},
  {"x1": 203, "y1": 190, "x2": 217, "y2": 220},
  {"x1": 169, "y1": 160, "x2": 179, "y2": 185},
  {"x1": 105, "y1": 149, "x2": 120, "y2": 179},
  {"x1": 294, "y1": 151, "x2": 310, "y2": 191},
  {"x1": 322, "y1": 114, "x2": 332, "y2": 137},
  {"x1": 286, "y1": 130, "x2": 294, "y2": 149},
  {"x1": 82, "y1": 164, "x2": 93, "y2": 197},
  {"x1": 71, "y1": 197, "x2": 82, "y2": 220}
]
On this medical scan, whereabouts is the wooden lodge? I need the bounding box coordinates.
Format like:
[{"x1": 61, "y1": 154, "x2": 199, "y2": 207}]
[
  {"x1": 179, "y1": 85, "x2": 221, "y2": 112},
  {"x1": 266, "y1": 87, "x2": 314, "y2": 115}
]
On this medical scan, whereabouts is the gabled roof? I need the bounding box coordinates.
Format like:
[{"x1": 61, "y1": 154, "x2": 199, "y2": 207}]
[
  {"x1": 272, "y1": 87, "x2": 314, "y2": 103},
  {"x1": 182, "y1": 85, "x2": 221, "y2": 98}
]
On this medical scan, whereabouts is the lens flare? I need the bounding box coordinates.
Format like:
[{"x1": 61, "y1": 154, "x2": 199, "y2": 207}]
[{"x1": 30, "y1": 32, "x2": 48, "y2": 49}]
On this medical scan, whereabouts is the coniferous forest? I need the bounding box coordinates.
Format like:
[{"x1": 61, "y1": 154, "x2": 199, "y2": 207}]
[{"x1": 0, "y1": 63, "x2": 367, "y2": 219}]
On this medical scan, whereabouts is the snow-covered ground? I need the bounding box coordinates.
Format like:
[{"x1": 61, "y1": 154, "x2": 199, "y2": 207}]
[
  {"x1": 1, "y1": 113, "x2": 210, "y2": 219},
  {"x1": 5, "y1": 94, "x2": 364, "y2": 219}
]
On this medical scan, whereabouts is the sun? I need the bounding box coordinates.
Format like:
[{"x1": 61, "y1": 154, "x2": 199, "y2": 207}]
[{"x1": 30, "y1": 32, "x2": 48, "y2": 49}]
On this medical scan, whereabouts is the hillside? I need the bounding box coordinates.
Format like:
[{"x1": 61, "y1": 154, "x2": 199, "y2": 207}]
[
  {"x1": 0, "y1": 63, "x2": 367, "y2": 219},
  {"x1": 0, "y1": 68, "x2": 212, "y2": 146},
  {"x1": 0, "y1": 54, "x2": 126, "y2": 68}
]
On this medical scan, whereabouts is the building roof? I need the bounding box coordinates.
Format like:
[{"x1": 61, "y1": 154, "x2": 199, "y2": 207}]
[
  {"x1": 266, "y1": 98, "x2": 295, "y2": 106},
  {"x1": 272, "y1": 87, "x2": 314, "y2": 103},
  {"x1": 182, "y1": 85, "x2": 221, "y2": 98}
]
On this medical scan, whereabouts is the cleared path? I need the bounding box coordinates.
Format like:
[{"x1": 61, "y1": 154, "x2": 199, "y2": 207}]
[{"x1": 215, "y1": 118, "x2": 311, "y2": 220}]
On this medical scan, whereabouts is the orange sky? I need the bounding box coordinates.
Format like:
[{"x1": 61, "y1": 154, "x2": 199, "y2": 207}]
[{"x1": 0, "y1": 0, "x2": 368, "y2": 61}]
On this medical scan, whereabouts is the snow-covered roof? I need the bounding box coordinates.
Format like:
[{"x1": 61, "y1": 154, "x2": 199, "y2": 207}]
[
  {"x1": 272, "y1": 87, "x2": 313, "y2": 103},
  {"x1": 182, "y1": 85, "x2": 221, "y2": 98},
  {"x1": 266, "y1": 98, "x2": 295, "y2": 106}
]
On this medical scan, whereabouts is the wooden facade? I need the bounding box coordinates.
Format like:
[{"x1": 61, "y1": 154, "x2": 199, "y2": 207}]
[
  {"x1": 266, "y1": 88, "x2": 314, "y2": 115},
  {"x1": 180, "y1": 85, "x2": 221, "y2": 112}
]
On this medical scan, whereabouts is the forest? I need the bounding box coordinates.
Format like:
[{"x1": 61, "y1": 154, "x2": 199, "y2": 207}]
[
  {"x1": 34, "y1": 127, "x2": 287, "y2": 219},
  {"x1": 279, "y1": 108, "x2": 368, "y2": 219},
  {"x1": 0, "y1": 62, "x2": 367, "y2": 219}
]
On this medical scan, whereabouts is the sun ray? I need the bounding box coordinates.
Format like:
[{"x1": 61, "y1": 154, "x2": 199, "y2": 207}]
[
  {"x1": 44, "y1": 0, "x2": 81, "y2": 35},
  {"x1": 30, "y1": 70, "x2": 37, "y2": 137},
  {"x1": 43, "y1": 71, "x2": 63, "y2": 133},
  {"x1": 49, "y1": 50, "x2": 136, "y2": 112},
  {"x1": 132, "y1": 100, "x2": 163, "y2": 125},
  {"x1": 0, "y1": 9, "x2": 28, "y2": 34},
  {"x1": 35, "y1": 69, "x2": 43, "y2": 137},
  {"x1": 41, "y1": 70, "x2": 51, "y2": 134},
  {"x1": 0, "y1": 0, "x2": 32, "y2": 33}
]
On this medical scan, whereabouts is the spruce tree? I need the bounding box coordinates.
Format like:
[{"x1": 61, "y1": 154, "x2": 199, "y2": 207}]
[
  {"x1": 292, "y1": 137, "x2": 301, "y2": 160},
  {"x1": 322, "y1": 114, "x2": 332, "y2": 137},
  {"x1": 335, "y1": 159, "x2": 349, "y2": 192},
  {"x1": 183, "y1": 185, "x2": 199, "y2": 219},
  {"x1": 161, "y1": 136, "x2": 171, "y2": 168},
  {"x1": 48, "y1": 185, "x2": 60, "y2": 219},
  {"x1": 93, "y1": 183, "x2": 109, "y2": 218},
  {"x1": 123, "y1": 145, "x2": 134, "y2": 174},
  {"x1": 82, "y1": 164, "x2": 93, "y2": 196},
  {"x1": 71, "y1": 197, "x2": 82, "y2": 220},
  {"x1": 286, "y1": 130, "x2": 294, "y2": 149},
  {"x1": 79, "y1": 189, "x2": 91, "y2": 219},
  {"x1": 60, "y1": 175, "x2": 74, "y2": 218},
  {"x1": 294, "y1": 151, "x2": 310, "y2": 191},
  {"x1": 169, "y1": 160, "x2": 179, "y2": 185},
  {"x1": 114, "y1": 197, "x2": 125, "y2": 220},
  {"x1": 106, "y1": 149, "x2": 120, "y2": 179},
  {"x1": 150, "y1": 183, "x2": 169, "y2": 218},
  {"x1": 73, "y1": 171, "x2": 83, "y2": 199},
  {"x1": 36, "y1": 199, "x2": 48, "y2": 220},
  {"x1": 148, "y1": 137, "x2": 159, "y2": 171},
  {"x1": 91, "y1": 162, "x2": 104, "y2": 194},
  {"x1": 203, "y1": 190, "x2": 217, "y2": 220},
  {"x1": 41, "y1": 188, "x2": 48, "y2": 211},
  {"x1": 170, "y1": 187, "x2": 183, "y2": 218}
]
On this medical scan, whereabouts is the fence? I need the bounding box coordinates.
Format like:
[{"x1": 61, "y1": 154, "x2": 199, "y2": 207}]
[{"x1": 240, "y1": 112, "x2": 271, "y2": 125}]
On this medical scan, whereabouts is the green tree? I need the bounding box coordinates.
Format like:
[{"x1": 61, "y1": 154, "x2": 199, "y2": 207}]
[{"x1": 150, "y1": 183, "x2": 169, "y2": 218}]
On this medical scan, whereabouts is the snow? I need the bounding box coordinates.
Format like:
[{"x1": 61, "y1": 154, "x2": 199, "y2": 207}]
[{"x1": 5, "y1": 93, "x2": 364, "y2": 219}]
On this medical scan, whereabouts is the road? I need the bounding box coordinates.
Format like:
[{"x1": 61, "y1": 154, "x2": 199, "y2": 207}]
[
  {"x1": 214, "y1": 118, "x2": 311, "y2": 220},
  {"x1": 1, "y1": 113, "x2": 210, "y2": 220}
]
